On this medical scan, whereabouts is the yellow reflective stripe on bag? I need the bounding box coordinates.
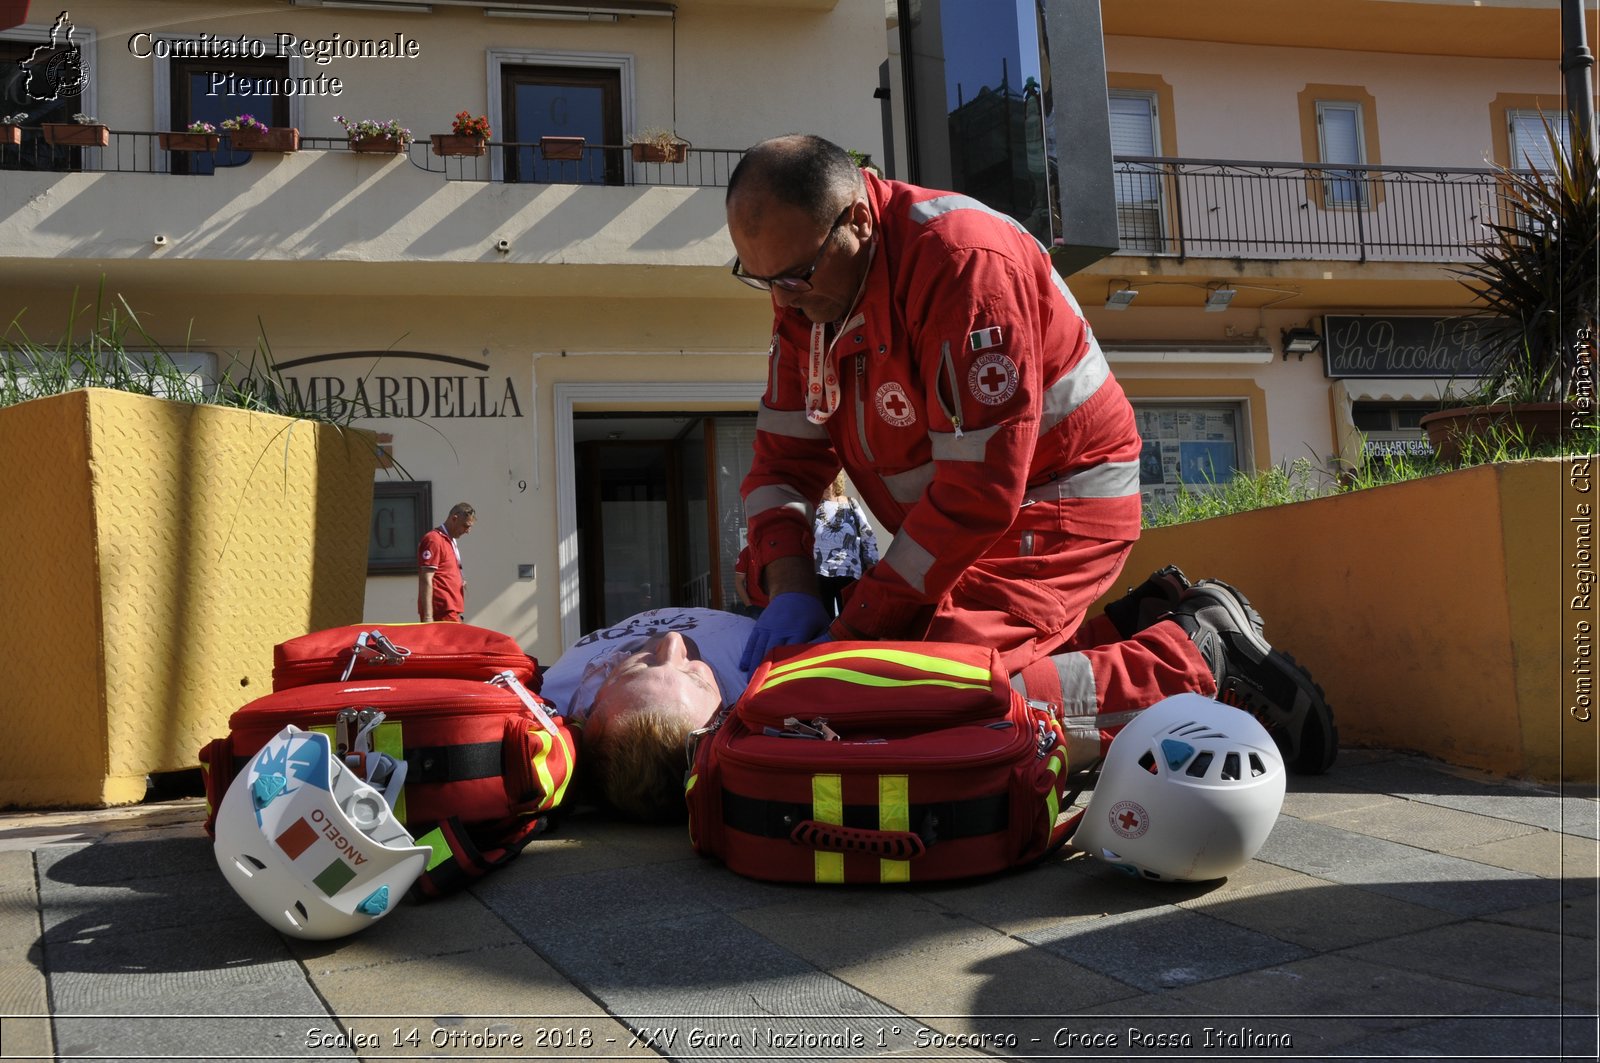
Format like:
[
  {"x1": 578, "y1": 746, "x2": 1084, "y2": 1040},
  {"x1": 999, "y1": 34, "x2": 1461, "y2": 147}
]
[
  {"x1": 528, "y1": 727, "x2": 570, "y2": 811},
  {"x1": 758, "y1": 647, "x2": 990, "y2": 693},
  {"x1": 879, "y1": 774, "x2": 910, "y2": 883},
  {"x1": 811, "y1": 774, "x2": 844, "y2": 883}
]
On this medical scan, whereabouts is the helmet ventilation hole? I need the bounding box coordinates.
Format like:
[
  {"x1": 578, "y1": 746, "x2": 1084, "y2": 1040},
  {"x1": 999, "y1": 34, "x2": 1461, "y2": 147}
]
[
  {"x1": 1221, "y1": 752, "x2": 1241, "y2": 780},
  {"x1": 1186, "y1": 751, "x2": 1214, "y2": 777},
  {"x1": 1249, "y1": 753, "x2": 1267, "y2": 777},
  {"x1": 232, "y1": 855, "x2": 266, "y2": 877},
  {"x1": 1137, "y1": 750, "x2": 1159, "y2": 775}
]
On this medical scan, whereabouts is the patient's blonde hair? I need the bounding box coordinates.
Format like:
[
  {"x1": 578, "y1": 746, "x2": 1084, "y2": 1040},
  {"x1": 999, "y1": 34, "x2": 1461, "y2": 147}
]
[{"x1": 584, "y1": 704, "x2": 694, "y2": 822}]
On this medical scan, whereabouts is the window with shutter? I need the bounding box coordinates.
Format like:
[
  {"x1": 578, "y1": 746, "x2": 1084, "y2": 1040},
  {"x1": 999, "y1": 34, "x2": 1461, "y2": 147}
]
[
  {"x1": 1109, "y1": 91, "x2": 1164, "y2": 252},
  {"x1": 1316, "y1": 100, "x2": 1367, "y2": 207}
]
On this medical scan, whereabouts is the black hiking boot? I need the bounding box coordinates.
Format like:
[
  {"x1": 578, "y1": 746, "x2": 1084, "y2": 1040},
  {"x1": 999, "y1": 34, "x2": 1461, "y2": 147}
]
[{"x1": 1165, "y1": 580, "x2": 1338, "y2": 774}]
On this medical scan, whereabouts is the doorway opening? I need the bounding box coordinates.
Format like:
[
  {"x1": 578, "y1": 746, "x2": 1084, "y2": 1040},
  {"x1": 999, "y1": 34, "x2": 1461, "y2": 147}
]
[{"x1": 573, "y1": 411, "x2": 756, "y2": 632}]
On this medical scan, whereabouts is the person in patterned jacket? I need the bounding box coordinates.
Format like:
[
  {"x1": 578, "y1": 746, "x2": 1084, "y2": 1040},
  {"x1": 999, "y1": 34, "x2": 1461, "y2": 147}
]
[{"x1": 726, "y1": 134, "x2": 1335, "y2": 774}]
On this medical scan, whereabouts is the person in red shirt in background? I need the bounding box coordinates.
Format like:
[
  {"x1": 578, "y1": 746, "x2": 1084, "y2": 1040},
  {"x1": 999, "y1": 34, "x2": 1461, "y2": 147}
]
[
  {"x1": 727, "y1": 134, "x2": 1335, "y2": 775},
  {"x1": 417, "y1": 503, "x2": 475, "y2": 623}
]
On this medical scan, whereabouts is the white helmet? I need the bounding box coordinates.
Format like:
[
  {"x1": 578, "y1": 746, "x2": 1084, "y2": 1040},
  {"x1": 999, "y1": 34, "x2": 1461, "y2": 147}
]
[
  {"x1": 1072, "y1": 694, "x2": 1286, "y2": 882},
  {"x1": 214, "y1": 726, "x2": 430, "y2": 940}
]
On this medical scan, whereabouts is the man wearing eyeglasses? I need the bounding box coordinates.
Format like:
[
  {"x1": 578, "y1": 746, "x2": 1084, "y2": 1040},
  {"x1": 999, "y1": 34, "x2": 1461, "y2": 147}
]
[{"x1": 726, "y1": 135, "x2": 1336, "y2": 777}]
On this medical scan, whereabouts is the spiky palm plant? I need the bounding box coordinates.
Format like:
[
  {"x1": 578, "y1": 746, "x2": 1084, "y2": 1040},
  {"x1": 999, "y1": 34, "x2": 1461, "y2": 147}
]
[{"x1": 1453, "y1": 120, "x2": 1597, "y2": 404}]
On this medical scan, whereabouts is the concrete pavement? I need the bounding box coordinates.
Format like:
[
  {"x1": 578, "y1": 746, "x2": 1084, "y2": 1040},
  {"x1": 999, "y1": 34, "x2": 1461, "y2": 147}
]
[{"x1": 0, "y1": 747, "x2": 1595, "y2": 1062}]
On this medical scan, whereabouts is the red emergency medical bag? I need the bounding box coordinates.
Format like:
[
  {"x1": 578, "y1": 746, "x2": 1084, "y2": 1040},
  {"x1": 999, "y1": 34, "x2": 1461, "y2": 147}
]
[
  {"x1": 200, "y1": 625, "x2": 571, "y2": 897},
  {"x1": 272, "y1": 622, "x2": 538, "y2": 689},
  {"x1": 685, "y1": 641, "x2": 1078, "y2": 884}
]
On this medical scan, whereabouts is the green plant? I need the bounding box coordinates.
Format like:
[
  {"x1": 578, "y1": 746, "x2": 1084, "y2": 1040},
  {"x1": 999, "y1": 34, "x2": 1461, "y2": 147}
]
[
  {"x1": 70, "y1": 112, "x2": 98, "y2": 125},
  {"x1": 2, "y1": 112, "x2": 25, "y2": 125},
  {"x1": 186, "y1": 120, "x2": 217, "y2": 135},
  {"x1": 1452, "y1": 119, "x2": 1597, "y2": 404},
  {"x1": 1, "y1": 283, "x2": 345, "y2": 425},
  {"x1": 333, "y1": 114, "x2": 414, "y2": 148},
  {"x1": 451, "y1": 111, "x2": 490, "y2": 139},
  {"x1": 1143, "y1": 457, "x2": 1332, "y2": 528},
  {"x1": 221, "y1": 114, "x2": 269, "y2": 134}
]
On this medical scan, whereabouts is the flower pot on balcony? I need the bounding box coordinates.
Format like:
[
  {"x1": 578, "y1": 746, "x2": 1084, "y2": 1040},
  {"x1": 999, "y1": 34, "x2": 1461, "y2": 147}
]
[
  {"x1": 349, "y1": 133, "x2": 406, "y2": 154},
  {"x1": 159, "y1": 131, "x2": 221, "y2": 152},
  {"x1": 0, "y1": 389, "x2": 378, "y2": 808},
  {"x1": 540, "y1": 135, "x2": 585, "y2": 160},
  {"x1": 0, "y1": 123, "x2": 20, "y2": 147},
  {"x1": 230, "y1": 126, "x2": 299, "y2": 153},
  {"x1": 431, "y1": 132, "x2": 487, "y2": 157},
  {"x1": 630, "y1": 139, "x2": 688, "y2": 164},
  {"x1": 42, "y1": 122, "x2": 109, "y2": 147},
  {"x1": 1419, "y1": 402, "x2": 1591, "y2": 464}
]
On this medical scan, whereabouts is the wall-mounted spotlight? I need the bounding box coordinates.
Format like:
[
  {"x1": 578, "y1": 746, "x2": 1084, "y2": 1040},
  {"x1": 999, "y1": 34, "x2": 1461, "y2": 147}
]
[
  {"x1": 1104, "y1": 282, "x2": 1137, "y2": 311},
  {"x1": 1203, "y1": 284, "x2": 1237, "y2": 312},
  {"x1": 1281, "y1": 326, "x2": 1323, "y2": 359},
  {"x1": 153, "y1": 234, "x2": 168, "y2": 246},
  {"x1": 495, "y1": 238, "x2": 511, "y2": 254}
]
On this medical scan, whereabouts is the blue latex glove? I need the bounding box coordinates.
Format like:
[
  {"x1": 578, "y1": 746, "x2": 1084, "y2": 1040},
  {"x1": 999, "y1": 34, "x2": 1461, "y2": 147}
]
[
  {"x1": 810, "y1": 630, "x2": 834, "y2": 644},
  {"x1": 740, "y1": 592, "x2": 830, "y2": 673}
]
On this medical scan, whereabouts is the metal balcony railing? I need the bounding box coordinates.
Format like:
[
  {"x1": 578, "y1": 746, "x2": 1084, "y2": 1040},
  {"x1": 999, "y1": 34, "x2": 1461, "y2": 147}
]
[
  {"x1": 1112, "y1": 156, "x2": 1504, "y2": 263},
  {"x1": 0, "y1": 128, "x2": 744, "y2": 187}
]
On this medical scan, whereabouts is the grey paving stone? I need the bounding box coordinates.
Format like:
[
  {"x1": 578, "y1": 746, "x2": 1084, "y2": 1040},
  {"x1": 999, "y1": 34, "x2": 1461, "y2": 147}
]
[
  {"x1": 1340, "y1": 920, "x2": 1582, "y2": 1000},
  {"x1": 1321, "y1": 851, "x2": 1557, "y2": 917},
  {"x1": 1482, "y1": 889, "x2": 1598, "y2": 938},
  {"x1": 528, "y1": 915, "x2": 902, "y2": 1030},
  {"x1": 1017, "y1": 906, "x2": 1311, "y2": 993},
  {"x1": 289, "y1": 888, "x2": 523, "y2": 973},
  {"x1": 1318, "y1": 797, "x2": 1544, "y2": 852},
  {"x1": 1447, "y1": 825, "x2": 1600, "y2": 880},
  {"x1": 44, "y1": 915, "x2": 301, "y2": 1008},
  {"x1": 52, "y1": 980, "x2": 349, "y2": 1062},
  {"x1": 1108, "y1": 952, "x2": 1528, "y2": 1054},
  {"x1": 830, "y1": 931, "x2": 1141, "y2": 1022},
  {"x1": 1253, "y1": 815, "x2": 1433, "y2": 876},
  {"x1": 1339, "y1": 994, "x2": 1595, "y2": 1060},
  {"x1": 733, "y1": 893, "x2": 1002, "y2": 968},
  {"x1": 308, "y1": 943, "x2": 647, "y2": 1060},
  {"x1": 34, "y1": 835, "x2": 218, "y2": 892},
  {"x1": 913, "y1": 858, "x2": 1192, "y2": 937},
  {"x1": 1175, "y1": 867, "x2": 1455, "y2": 952}
]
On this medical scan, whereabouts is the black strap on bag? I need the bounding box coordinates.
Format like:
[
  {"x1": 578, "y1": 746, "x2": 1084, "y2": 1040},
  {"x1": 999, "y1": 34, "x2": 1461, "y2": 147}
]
[{"x1": 407, "y1": 814, "x2": 551, "y2": 899}]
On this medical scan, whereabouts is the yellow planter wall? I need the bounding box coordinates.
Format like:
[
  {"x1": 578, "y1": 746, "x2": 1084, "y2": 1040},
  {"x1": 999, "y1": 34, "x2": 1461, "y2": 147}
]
[
  {"x1": 1098, "y1": 459, "x2": 1593, "y2": 783},
  {"x1": 0, "y1": 389, "x2": 377, "y2": 807}
]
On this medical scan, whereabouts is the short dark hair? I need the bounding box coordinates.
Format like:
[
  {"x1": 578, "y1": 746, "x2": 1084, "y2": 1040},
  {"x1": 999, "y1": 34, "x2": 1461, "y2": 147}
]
[
  {"x1": 727, "y1": 134, "x2": 862, "y2": 228},
  {"x1": 448, "y1": 502, "x2": 475, "y2": 520}
]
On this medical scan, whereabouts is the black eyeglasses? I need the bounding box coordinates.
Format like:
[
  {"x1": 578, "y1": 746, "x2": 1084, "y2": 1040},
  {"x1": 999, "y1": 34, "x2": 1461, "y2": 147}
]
[{"x1": 731, "y1": 205, "x2": 853, "y2": 292}]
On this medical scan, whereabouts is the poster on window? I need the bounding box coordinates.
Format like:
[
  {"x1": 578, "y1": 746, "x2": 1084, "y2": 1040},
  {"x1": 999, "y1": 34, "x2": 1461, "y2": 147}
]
[{"x1": 1134, "y1": 405, "x2": 1242, "y2": 513}]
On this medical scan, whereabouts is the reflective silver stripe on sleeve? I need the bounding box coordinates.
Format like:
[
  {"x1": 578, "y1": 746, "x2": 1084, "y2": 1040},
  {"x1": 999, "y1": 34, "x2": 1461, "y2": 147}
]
[
  {"x1": 881, "y1": 462, "x2": 935, "y2": 504},
  {"x1": 1039, "y1": 341, "x2": 1110, "y2": 434},
  {"x1": 1023, "y1": 460, "x2": 1140, "y2": 503},
  {"x1": 882, "y1": 531, "x2": 936, "y2": 595},
  {"x1": 756, "y1": 403, "x2": 829, "y2": 439},
  {"x1": 928, "y1": 423, "x2": 1002, "y2": 463},
  {"x1": 744, "y1": 483, "x2": 811, "y2": 523},
  {"x1": 909, "y1": 194, "x2": 1030, "y2": 236}
]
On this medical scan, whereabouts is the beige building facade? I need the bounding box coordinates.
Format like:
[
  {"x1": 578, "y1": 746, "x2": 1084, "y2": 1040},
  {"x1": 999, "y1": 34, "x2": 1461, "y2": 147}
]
[{"x1": 1, "y1": 0, "x2": 1588, "y2": 664}]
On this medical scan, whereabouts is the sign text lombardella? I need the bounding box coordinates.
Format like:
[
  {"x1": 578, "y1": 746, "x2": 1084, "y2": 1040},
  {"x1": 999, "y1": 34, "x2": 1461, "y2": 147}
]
[{"x1": 283, "y1": 372, "x2": 524, "y2": 420}]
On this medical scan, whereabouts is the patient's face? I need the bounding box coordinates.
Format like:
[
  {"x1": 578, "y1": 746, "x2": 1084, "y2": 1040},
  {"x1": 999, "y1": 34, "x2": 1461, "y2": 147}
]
[{"x1": 586, "y1": 631, "x2": 721, "y2": 736}]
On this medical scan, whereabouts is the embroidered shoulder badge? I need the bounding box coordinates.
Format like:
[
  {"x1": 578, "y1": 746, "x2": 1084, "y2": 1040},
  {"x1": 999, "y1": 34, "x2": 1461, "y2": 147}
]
[
  {"x1": 874, "y1": 381, "x2": 916, "y2": 427},
  {"x1": 968, "y1": 352, "x2": 1019, "y2": 406}
]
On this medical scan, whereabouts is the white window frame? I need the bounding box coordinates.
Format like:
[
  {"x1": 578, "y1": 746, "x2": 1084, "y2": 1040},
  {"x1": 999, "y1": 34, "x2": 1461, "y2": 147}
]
[
  {"x1": 488, "y1": 48, "x2": 635, "y2": 185},
  {"x1": 1315, "y1": 99, "x2": 1368, "y2": 208},
  {"x1": 554, "y1": 378, "x2": 762, "y2": 648}
]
